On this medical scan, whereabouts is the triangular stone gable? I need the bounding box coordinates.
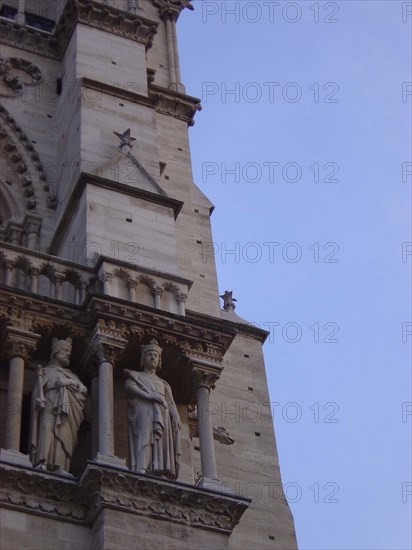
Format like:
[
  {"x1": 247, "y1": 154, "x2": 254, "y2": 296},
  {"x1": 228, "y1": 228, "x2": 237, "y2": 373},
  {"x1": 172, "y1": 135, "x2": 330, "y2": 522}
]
[{"x1": 93, "y1": 151, "x2": 167, "y2": 196}]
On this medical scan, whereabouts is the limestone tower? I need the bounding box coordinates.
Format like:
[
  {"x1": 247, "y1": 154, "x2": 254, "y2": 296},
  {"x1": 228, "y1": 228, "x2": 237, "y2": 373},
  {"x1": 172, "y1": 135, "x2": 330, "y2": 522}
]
[{"x1": 0, "y1": 1, "x2": 297, "y2": 548}]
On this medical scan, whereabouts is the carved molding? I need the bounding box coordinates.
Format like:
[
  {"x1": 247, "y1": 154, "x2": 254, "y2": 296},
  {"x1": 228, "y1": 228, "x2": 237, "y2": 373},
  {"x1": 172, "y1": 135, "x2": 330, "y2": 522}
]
[
  {"x1": 152, "y1": 0, "x2": 194, "y2": 21},
  {"x1": 0, "y1": 18, "x2": 56, "y2": 59},
  {"x1": 0, "y1": 1, "x2": 159, "y2": 60},
  {"x1": 0, "y1": 465, "x2": 90, "y2": 521},
  {"x1": 0, "y1": 463, "x2": 250, "y2": 532},
  {"x1": 72, "y1": 0, "x2": 158, "y2": 49},
  {"x1": 149, "y1": 85, "x2": 202, "y2": 127},
  {"x1": 0, "y1": 56, "x2": 43, "y2": 97},
  {"x1": 0, "y1": 104, "x2": 57, "y2": 209}
]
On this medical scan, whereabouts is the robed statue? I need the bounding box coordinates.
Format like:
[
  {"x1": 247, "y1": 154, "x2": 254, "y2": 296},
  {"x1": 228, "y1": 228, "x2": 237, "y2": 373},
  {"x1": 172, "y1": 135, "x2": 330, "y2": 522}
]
[
  {"x1": 124, "y1": 339, "x2": 181, "y2": 480},
  {"x1": 29, "y1": 337, "x2": 87, "y2": 474}
]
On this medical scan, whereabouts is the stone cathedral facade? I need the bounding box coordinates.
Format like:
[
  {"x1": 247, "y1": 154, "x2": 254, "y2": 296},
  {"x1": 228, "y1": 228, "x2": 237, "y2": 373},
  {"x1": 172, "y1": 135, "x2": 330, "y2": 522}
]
[{"x1": 0, "y1": 1, "x2": 297, "y2": 548}]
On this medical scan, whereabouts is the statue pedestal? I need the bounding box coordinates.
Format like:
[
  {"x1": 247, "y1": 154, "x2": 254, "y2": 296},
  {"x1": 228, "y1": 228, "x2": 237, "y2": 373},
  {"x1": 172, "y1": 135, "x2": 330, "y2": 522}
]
[
  {"x1": 0, "y1": 448, "x2": 32, "y2": 467},
  {"x1": 196, "y1": 476, "x2": 234, "y2": 495},
  {"x1": 93, "y1": 453, "x2": 127, "y2": 469}
]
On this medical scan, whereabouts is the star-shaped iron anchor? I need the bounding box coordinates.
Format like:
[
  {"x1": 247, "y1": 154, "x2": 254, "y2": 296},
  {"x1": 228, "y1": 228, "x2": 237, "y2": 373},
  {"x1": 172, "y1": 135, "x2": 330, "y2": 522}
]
[{"x1": 113, "y1": 129, "x2": 136, "y2": 152}]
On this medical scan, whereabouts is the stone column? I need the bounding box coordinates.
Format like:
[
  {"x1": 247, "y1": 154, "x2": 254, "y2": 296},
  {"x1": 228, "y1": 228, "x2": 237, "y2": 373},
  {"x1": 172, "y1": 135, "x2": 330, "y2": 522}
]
[
  {"x1": 24, "y1": 214, "x2": 42, "y2": 250},
  {"x1": 7, "y1": 225, "x2": 23, "y2": 246},
  {"x1": 160, "y1": 6, "x2": 186, "y2": 93},
  {"x1": 30, "y1": 267, "x2": 40, "y2": 294},
  {"x1": 128, "y1": 279, "x2": 137, "y2": 302},
  {"x1": 55, "y1": 272, "x2": 64, "y2": 300},
  {"x1": 0, "y1": 326, "x2": 40, "y2": 466},
  {"x1": 4, "y1": 259, "x2": 13, "y2": 286},
  {"x1": 79, "y1": 279, "x2": 88, "y2": 305},
  {"x1": 153, "y1": 287, "x2": 163, "y2": 309},
  {"x1": 177, "y1": 292, "x2": 188, "y2": 316},
  {"x1": 191, "y1": 366, "x2": 231, "y2": 493},
  {"x1": 99, "y1": 272, "x2": 113, "y2": 295},
  {"x1": 16, "y1": 0, "x2": 26, "y2": 25},
  {"x1": 89, "y1": 323, "x2": 128, "y2": 467}
]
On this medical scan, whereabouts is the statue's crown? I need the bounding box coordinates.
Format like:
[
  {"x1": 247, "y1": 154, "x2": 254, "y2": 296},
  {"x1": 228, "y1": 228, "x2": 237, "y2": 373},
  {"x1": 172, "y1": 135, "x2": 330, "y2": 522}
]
[
  {"x1": 51, "y1": 337, "x2": 72, "y2": 356},
  {"x1": 141, "y1": 338, "x2": 162, "y2": 355}
]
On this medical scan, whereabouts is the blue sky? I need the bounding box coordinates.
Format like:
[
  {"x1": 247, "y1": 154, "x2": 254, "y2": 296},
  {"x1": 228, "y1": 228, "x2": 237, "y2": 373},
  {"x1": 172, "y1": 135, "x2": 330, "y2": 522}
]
[{"x1": 178, "y1": 1, "x2": 411, "y2": 549}]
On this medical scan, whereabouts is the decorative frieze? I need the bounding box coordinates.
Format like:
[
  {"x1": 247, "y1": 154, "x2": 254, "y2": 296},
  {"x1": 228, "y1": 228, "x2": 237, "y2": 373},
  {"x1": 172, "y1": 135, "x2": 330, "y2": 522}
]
[
  {"x1": 0, "y1": 0, "x2": 159, "y2": 59},
  {"x1": 0, "y1": 463, "x2": 250, "y2": 532}
]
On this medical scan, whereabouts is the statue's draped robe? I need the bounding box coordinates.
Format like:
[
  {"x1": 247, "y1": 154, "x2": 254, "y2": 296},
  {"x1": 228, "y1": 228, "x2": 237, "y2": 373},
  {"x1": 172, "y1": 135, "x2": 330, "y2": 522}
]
[
  {"x1": 29, "y1": 366, "x2": 87, "y2": 471},
  {"x1": 125, "y1": 370, "x2": 181, "y2": 479}
]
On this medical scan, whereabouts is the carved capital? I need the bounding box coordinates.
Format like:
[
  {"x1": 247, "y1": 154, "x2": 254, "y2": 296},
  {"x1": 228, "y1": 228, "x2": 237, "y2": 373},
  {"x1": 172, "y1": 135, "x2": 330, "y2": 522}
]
[
  {"x1": 3, "y1": 326, "x2": 41, "y2": 360},
  {"x1": 153, "y1": 0, "x2": 194, "y2": 21},
  {"x1": 176, "y1": 291, "x2": 188, "y2": 304},
  {"x1": 98, "y1": 272, "x2": 113, "y2": 284},
  {"x1": 5, "y1": 222, "x2": 24, "y2": 245},
  {"x1": 127, "y1": 279, "x2": 138, "y2": 290},
  {"x1": 23, "y1": 214, "x2": 42, "y2": 236},
  {"x1": 89, "y1": 320, "x2": 128, "y2": 365},
  {"x1": 192, "y1": 367, "x2": 220, "y2": 391}
]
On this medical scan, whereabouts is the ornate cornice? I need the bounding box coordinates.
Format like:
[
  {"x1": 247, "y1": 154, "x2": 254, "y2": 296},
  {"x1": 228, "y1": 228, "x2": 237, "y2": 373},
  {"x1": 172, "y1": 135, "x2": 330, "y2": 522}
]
[
  {"x1": 149, "y1": 84, "x2": 202, "y2": 127},
  {"x1": 70, "y1": 0, "x2": 158, "y2": 50},
  {"x1": 0, "y1": 463, "x2": 249, "y2": 532},
  {"x1": 152, "y1": 0, "x2": 194, "y2": 21},
  {"x1": 0, "y1": 18, "x2": 56, "y2": 59},
  {"x1": 0, "y1": 1, "x2": 159, "y2": 61},
  {"x1": 0, "y1": 465, "x2": 90, "y2": 521},
  {"x1": 79, "y1": 78, "x2": 202, "y2": 127}
]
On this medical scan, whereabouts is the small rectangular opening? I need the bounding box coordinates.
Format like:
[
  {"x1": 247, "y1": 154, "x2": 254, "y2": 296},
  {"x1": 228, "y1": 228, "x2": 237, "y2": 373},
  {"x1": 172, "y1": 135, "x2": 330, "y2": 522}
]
[
  {"x1": 126, "y1": 217, "x2": 132, "y2": 223},
  {"x1": 248, "y1": 387, "x2": 254, "y2": 392},
  {"x1": 194, "y1": 209, "x2": 199, "y2": 213},
  {"x1": 25, "y1": 12, "x2": 55, "y2": 33},
  {"x1": 194, "y1": 446, "x2": 200, "y2": 451},
  {"x1": 255, "y1": 432, "x2": 261, "y2": 437},
  {"x1": 244, "y1": 354, "x2": 250, "y2": 358},
  {"x1": 56, "y1": 78, "x2": 62, "y2": 96},
  {"x1": 0, "y1": 6, "x2": 17, "y2": 19},
  {"x1": 165, "y1": 175, "x2": 170, "y2": 180},
  {"x1": 196, "y1": 240, "x2": 202, "y2": 244}
]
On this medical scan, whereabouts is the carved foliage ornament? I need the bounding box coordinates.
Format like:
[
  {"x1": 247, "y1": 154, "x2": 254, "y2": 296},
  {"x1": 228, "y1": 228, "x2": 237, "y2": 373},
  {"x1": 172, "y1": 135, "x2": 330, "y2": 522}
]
[
  {"x1": 152, "y1": 0, "x2": 194, "y2": 20},
  {"x1": 0, "y1": 464, "x2": 249, "y2": 531},
  {"x1": 0, "y1": 57, "x2": 43, "y2": 97}
]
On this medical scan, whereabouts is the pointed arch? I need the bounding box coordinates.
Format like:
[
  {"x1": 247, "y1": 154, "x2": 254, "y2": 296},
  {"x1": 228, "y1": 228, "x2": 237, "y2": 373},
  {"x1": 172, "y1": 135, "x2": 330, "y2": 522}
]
[{"x1": 0, "y1": 104, "x2": 57, "y2": 212}]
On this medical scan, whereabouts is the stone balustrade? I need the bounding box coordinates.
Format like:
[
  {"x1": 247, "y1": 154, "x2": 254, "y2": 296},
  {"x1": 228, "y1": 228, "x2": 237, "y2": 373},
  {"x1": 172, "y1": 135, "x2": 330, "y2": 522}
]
[{"x1": 0, "y1": 242, "x2": 192, "y2": 315}]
